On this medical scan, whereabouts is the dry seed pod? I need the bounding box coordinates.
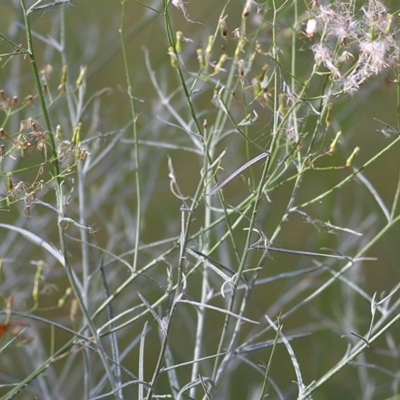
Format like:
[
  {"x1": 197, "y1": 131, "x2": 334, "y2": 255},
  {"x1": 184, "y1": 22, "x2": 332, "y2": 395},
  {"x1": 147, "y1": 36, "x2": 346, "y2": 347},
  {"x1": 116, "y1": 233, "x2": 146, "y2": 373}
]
[
  {"x1": 242, "y1": 0, "x2": 254, "y2": 17},
  {"x1": 219, "y1": 15, "x2": 228, "y2": 39},
  {"x1": 0, "y1": 90, "x2": 7, "y2": 102},
  {"x1": 237, "y1": 59, "x2": 245, "y2": 80},
  {"x1": 40, "y1": 64, "x2": 53, "y2": 79},
  {"x1": 24, "y1": 95, "x2": 34, "y2": 106},
  {"x1": 10, "y1": 96, "x2": 18, "y2": 108}
]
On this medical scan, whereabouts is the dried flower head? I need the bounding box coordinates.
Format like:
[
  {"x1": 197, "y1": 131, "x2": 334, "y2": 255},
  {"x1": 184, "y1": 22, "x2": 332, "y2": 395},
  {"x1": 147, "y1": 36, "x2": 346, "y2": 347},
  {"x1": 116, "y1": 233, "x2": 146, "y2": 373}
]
[{"x1": 311, "y1": 0, "x2": 399, "y2": 94}]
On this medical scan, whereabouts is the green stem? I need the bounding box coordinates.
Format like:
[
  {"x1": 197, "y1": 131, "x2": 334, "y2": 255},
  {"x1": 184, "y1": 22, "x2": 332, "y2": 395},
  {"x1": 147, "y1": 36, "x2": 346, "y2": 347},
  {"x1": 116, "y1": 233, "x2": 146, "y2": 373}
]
[{"x1": 120, "y1": 0, "x2": 142, "y2": 273}]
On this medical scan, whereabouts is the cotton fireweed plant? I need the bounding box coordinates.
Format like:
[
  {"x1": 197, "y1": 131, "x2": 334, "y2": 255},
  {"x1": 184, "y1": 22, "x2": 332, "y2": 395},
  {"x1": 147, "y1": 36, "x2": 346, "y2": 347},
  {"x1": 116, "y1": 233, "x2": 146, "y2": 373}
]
[{"x1": 0, "y1": 0, "x2": 400, "y2": 399}]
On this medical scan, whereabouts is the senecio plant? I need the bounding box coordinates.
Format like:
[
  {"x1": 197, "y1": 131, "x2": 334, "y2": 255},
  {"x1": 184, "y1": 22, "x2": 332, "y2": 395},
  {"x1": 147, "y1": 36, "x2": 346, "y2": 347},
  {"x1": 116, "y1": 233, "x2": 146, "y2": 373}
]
[{"x1": 1, "y1": 0, "x2": 400, "y2": 399}]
